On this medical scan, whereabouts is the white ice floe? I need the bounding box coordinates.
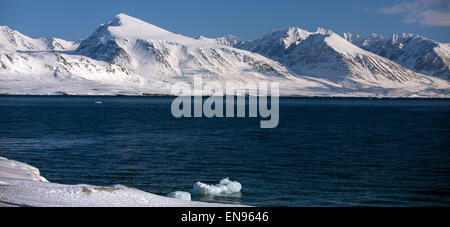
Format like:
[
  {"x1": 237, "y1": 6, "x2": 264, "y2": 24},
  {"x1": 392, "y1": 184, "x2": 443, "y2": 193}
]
[
  {"x1": 0, "y1": 156, "x2": 243, "y2": 207},
  {"x1": 167, "y1": 191, "x2": 192, "y2": 201},
  {"x1": 192, "y1": 178, "x2": 242, "y2": 196}
]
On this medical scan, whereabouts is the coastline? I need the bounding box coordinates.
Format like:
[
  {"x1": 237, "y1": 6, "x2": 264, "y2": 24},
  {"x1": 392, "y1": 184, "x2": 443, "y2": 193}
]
[
  {"x1": 0, "y1": 156, "x2": 244, "y2": 207},
  {"x1": 0, "y1": 94, "x2": 449, "y2": 99}
]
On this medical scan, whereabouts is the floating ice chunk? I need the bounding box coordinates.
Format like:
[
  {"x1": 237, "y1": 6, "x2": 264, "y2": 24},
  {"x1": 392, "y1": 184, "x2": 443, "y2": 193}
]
[
  {"x1": 167, "y1": 191, "x2": 191, "y2": 201},
  {"x1": 0, "y1": 156, "x2": 245, "y2": 207},
  {"x1": 191, "y1": 178, "x2": 242, "y2": 195},
  {"x1": 95, "y1": 101, "x2": 102, "y2": 104}
]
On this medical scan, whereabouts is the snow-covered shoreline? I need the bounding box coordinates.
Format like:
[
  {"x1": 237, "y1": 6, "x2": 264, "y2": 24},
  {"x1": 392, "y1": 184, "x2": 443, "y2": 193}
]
[
  {"x1": 0, "y1": 156, "x2": 244, "y2": 207},
  {"x1": 0, "y1": 94, "x2": 449, "y2": 99}
]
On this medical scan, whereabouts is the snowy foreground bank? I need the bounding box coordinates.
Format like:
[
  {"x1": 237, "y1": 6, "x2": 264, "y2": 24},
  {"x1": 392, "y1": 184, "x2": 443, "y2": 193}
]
[{"x1": 0, "y1": 156, "x2": 244, "y2": 207}]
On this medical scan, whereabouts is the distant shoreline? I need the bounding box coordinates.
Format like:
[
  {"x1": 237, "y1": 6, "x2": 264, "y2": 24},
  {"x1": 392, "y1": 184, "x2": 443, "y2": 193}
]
[{"x1": 0, "y1": 94, "x2": 449, "y2": 99}]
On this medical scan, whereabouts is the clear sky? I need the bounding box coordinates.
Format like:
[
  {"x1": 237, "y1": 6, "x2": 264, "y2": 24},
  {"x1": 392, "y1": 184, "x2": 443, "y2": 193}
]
[{"x1": 0, "y1": 0, "x2": 449, "y2": 42}]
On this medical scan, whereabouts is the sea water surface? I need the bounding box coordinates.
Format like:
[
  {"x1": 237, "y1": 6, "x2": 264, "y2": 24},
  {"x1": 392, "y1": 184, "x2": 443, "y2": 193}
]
[{"x1": 0, "y1": 96, "x2": 449, "y2": 206}]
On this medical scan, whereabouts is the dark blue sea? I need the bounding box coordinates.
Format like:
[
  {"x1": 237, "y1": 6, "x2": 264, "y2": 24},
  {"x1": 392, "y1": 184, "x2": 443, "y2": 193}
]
[{"x1": 0, "y1": 96, "x2": 449, "y2": 206}]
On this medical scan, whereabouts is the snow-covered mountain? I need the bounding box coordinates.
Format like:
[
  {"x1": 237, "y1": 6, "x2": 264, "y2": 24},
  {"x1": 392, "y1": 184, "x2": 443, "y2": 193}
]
[
  {"x1": 197, "y1": 35, "x2": 245, "y2": 47},
  {"x1": 0, "y1": 26, "x2": 79, "y2": 51},
  {"x1": 2, "y1": 14, "x2": 318, "y2": 95},
  {"x1": 0, "y1": 14, "x2": 449, "y2": 97},
  {"x1": 209, "y1": 27, "x2": 442, "y2": 88},
  {"x1": 343, "y1": 33, "x2": 450, "y2": 80},
  {"x1": 75, "y1": 14, "x2": 298, "y2": 81},
  {"x1": 234, "y1": 27, "x2": 318, "y2": 60}
]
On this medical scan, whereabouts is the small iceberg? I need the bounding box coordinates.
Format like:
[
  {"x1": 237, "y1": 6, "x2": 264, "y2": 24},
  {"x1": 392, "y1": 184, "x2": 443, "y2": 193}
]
[
  {"x1": 95, "y1": 101, "x2": 102, "y2": 104},
  {"x1": 191, "y1": 178, "x2": 242, "y2": 196},
  {"x1": 0, "y1": 156, "x2": 243, "y2": 207},
  {"x1": 167, "y1": 191, "x2": 191, "y2": 201}
]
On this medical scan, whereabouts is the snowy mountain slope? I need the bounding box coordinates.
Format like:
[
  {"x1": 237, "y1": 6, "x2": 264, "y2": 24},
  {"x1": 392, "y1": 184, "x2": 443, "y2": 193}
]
[
  {"x1": 235, "y1": 27, "x2": 321, "y2": 60},
  {"x1": 0, "y1": 45, "x2": 144, "y2": 95},
  {"x1": 0, "y1": 26, "x2": 78, "y2": 51},
  {"x1": 42, "y1": 37, "x2": 80, "y2": 51},
  {"x1": 210, "y1": 27, "x2": 433, "y2": 87},
  {"x1": 1, "y1": 14, "x2": 327, "y2": 95},
  {"x1": 344, "y1": 33, "x2": 450, "y2": 80},
  {"x1": 198, "y1": 35, "x2": 245, "y2": 47},
  {"x1": 75, "y1": 13, "x2": 299, "y2": 81},
  {"x1": 283, "y1": 32, "x2": 426, "y2": 85},
  {"x1": 201, "y1": 27, "x2": 320, "y2": 61},
  {"x1": 0, "y1": 26, "x2": 48, "y2": 51},
  {"x1": 0, "y1": 14, "x2": 449, "y2": 97}
]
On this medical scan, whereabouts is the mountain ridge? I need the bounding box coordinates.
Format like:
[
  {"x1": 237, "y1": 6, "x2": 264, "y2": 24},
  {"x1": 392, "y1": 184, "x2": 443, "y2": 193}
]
[
  {"x1": 0, "y1": 13, "x2": 449, "y2": 97},
  {"x1": 205, "y1": 27, "x2": 430, "y2": 85},
  {"x1": 342, "y1": 32, "x2": 450, "y2": 80}
]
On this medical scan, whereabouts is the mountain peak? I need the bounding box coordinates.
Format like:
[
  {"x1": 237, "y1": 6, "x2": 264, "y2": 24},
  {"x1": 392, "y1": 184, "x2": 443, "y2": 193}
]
[
  {"x1": 344, "y1": 32, "x2": 449, "y2": 79},
  {"x1": 315, "y1": 27, "x2": 333, "y2": 35},
  {"x1": 0, "y1": 26, "x2": 12, "y2": 32},
  {"x1": 110, "y1": 13, "x2": 146, "y2": 26},
  {"x1": 115, "y1": 13, "x2": 132, "y2": 19},
  {"x1": 98, "y1": 13, "x2": 191, "y2": 43},
  {"x1": 197, "y1": 34, "x2": 244, "y2": 46},
  {"x1": 0, "y1": 25, "x2": 46, "y2": 51},
  {"x1": 0, "y1": 26, "x2": 23, "y2": 37}
]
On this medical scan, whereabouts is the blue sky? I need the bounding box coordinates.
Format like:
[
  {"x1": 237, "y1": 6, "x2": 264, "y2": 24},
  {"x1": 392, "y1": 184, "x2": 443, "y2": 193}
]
[{"x1": 0, "y1": 0, "x2": 449, "y2": 42}]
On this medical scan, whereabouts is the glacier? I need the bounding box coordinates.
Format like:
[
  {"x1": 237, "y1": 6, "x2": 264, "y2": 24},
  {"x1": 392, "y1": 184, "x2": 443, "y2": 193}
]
[{"x1": 0, "y1": 13, "x2": 449, "y2": 97}]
